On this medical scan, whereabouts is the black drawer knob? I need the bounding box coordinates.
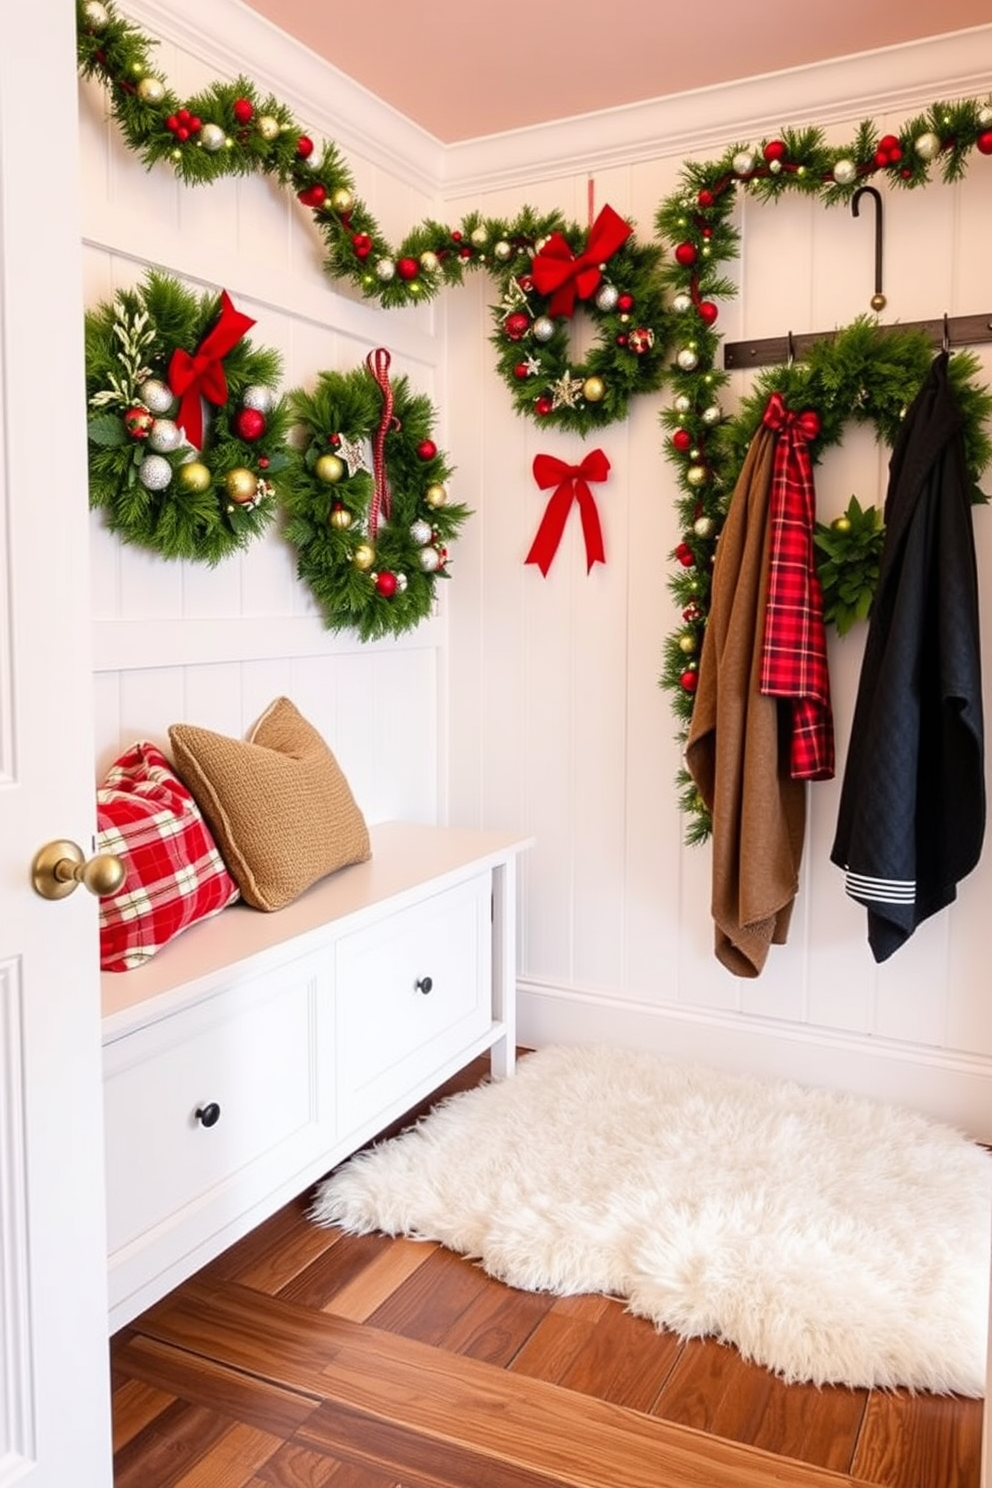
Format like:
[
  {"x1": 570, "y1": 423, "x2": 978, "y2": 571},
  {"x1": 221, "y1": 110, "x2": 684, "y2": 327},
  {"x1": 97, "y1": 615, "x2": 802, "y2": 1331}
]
[
  {"x1": 415, "y1": 975, "x2": 433, "y2": 995},
  {"x1": 195, "y1": 1101, "x2": 221, "y2": 1128}
]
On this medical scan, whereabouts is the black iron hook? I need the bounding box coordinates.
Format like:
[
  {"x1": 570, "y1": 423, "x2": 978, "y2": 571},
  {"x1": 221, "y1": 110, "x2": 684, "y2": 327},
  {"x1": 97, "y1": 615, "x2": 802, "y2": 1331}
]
[
  {"x1": 851, "y1": 186, "x2": 885, "y2": 311},
  {"x1": 787, "y1": 329, "x2": 796, "y2": 367},
  {"x1": 942, "y1": 313, "x2": 951, "y2": 354}
]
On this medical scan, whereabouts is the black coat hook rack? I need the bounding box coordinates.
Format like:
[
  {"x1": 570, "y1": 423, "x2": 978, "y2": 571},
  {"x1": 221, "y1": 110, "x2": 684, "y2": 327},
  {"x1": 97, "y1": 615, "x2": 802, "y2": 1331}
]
[{"x1": 722, "y1": 314, "x2": 992, "y2": 371}]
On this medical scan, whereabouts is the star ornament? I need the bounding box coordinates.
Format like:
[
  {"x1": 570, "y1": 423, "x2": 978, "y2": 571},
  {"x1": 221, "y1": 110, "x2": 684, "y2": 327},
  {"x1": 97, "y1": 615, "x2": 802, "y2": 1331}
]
[
  {"x1": 550, "y1": 371, "x2": 585, "y2": 410},
  {"x1": 337, "y1": 434, "x2": 370, "y2": 475}
]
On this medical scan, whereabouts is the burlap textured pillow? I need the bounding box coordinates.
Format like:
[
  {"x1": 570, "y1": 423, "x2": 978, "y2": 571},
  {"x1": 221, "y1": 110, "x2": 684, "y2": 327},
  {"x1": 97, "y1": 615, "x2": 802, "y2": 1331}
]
[{"x1": 168, "y1": 697, "x2": 370, "y2": 911}]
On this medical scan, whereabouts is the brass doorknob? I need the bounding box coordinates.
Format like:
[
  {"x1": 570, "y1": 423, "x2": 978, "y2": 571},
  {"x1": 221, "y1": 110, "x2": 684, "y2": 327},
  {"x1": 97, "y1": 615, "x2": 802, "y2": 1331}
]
[{"x1": 31, "y1": 839, "x2": 126, "y2": 901}]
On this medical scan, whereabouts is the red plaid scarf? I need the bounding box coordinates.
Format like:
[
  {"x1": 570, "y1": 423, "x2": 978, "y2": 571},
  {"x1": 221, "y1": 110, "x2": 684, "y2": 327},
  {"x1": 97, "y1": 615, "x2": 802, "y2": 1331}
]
[{"x1": 759, "y1": 392, "x2": 835, "y2": 780}]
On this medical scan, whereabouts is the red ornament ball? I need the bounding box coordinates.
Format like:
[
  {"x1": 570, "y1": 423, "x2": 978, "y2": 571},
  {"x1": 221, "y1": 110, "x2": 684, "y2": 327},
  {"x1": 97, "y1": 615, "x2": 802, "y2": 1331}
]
[
  {"x1": 352, "y1": 233, "x2": 373, "y2": 259},
  {"x1": 763, "y1": 139, "x2": 787, "y2": 162},
  {"x1": 672, "y1": 429, "x2": 692, "y2": 453},
  {"x1": 298, "y1": 183, "x2": 327, "y2": 209},
  {"x1": 698, "y1": 301, "x2": 719, "y2": 326},
  {"x1": 234, "y1": 407, "x2": 266, "y2": 442},
  {"x1": 416, "y1": 439, "x2": 437, "y2": 460},
  {"x1": 616, "y1": 292, "x2": 635, "y2": 313},
  {"x1": 233, "y1": 98, "x2": 254, "y2": 125},
  {"x1": 674, "y1": 242, "x2": 697, "y2": 267},
  {"x1": 615, "y1": 333, "x2": 629, "y2": 347},
  {"x1": 977, "y1": 131, "x2": 992, "y2": 156},
  {"x1": 296, "y1": 135, "x2": 314, "y2": 158},
  {"x1": 505, "y1": 311, "x2": 530, "y2": 341},
  {"x1": 375, "y1": 571, "x2": 398, "y2": 598},
  {"x1": 396, "y1": 257, "x2": 420, "y2": 281},
  {"x1": 124, "y1": 407, "x2": 152, "y2": 439},
  {"x1": 535, "y1": 396, "x2": 554, "y2": 417},
  {"x1": 680, "y1": 669, "x2": 699, "y2": 693},
  {"x1": 697, "y1": 188, "x2": 715, "y2": 209},
  {"x1": 675, "y1": 542, "x2": 695, "y2": 568},
  {"x1": 513, "y1": 362, "x2": 530, "y2": 380}
]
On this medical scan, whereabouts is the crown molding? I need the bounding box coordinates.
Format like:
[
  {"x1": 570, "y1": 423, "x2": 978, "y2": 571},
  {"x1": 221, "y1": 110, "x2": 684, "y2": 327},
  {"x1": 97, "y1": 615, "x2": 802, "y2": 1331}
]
[
  {"x1": 441, "y1": 27, "x2": 992, "y2": 196},
  {"x1": 121, "y1": 0, "x2": 446, "y2": 197}
]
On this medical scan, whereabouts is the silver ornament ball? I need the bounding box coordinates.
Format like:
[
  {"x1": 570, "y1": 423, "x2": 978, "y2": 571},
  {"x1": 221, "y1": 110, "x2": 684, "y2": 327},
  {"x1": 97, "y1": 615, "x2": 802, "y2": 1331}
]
[
  {"x1": 595, "y1": 284, "x2": 619, "y2": 312},
  {"x1": 532, "y1": 316, "x2": 555, "y2": 342},
  {"x1": 83, "y1": 1, "x2": 109, "y2": 27},
  {"x1": 200, "y1": 123, "x2": 227, "y2": 153},
  {"x1": 138, "y1": 378, "x2": 175, "y2": 415},
  {"x1": 375, "y1": 258, "x2": 396, "y2": 282},
  {"x1": 832, "y1": 158, "x2": 858, "y2": 186},
  {"x1": 148, "y1": 418, "x2": 184, "y2": 454},
  {"x1": 915, "y1": 131, "x2": 941, "y2": 161},
  {"x1": 674, "y1": 394, "x2": 692, "y2": 414},
  {"x1": 138, "y1": 454, "x2": 173, "y2": 491},
  {"x1": 686, "y1": 464, "x2": 707, "y2": 487},
  {"x1": 395, "y1": 572, "x2": 409, "y2": 593},
  {"x1": 410, "y1": 519, "x2": 433, "y2": 545},
  {"x1": 470, "y1": 226, "x2": 488, "y2": 246},
  {"x1": 494, "y1": 240, "x2": 512, "y2": 261},
  {"x1": 419, "y1": 546, "x2": 441, "y2": 572},
  {"x1": 242, "y1": 384, "x2": 274, "y2": 414},
  {"x1": 701, "y1": 404, "x2": 722, "y2": 425},
  {"x1": 978, "y1": 106, "x2": 992, "y2": 126},
  {"x1": 732, "y1": 151, "x2": 754, "y2": 175},
  {"x1": 676, "y1": 347, "x2": 699, "y2": 371},
  {"x1": 419, "y1": 251, "x2": 440, "y2": 272},
  {"x1": 672, "y1": 292, "x2": 692, "y2": 313}
]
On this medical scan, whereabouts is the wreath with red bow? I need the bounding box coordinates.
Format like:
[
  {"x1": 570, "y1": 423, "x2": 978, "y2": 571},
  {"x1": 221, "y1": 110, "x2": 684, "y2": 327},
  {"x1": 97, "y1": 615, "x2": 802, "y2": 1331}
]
[
  {"x1": 281, "y1": 351, "x2": 470, "y2": 642},
  {"x1": 85, "y1": 270, "x2": 290, "y2": 563},
  {"x1": 489, "y1": 204, "x2": 672, "y2": 433}
]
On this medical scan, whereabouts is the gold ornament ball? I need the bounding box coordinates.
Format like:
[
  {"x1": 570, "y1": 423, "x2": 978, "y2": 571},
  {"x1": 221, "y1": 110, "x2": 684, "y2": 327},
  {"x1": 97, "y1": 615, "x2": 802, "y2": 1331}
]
[
  {"x1": 420, "y1": 251, "x2": 440, "y2": 272},
  {"x1": 353, "y1": 543, "x2": 375, "y2": 570},
  {"x1": 331, "y1": 187, "x2": 354, "y2": 213},
  {"x1": 870, "y1": 292, "x2": 887, "y2": 311},
  {"x1": 831, "y1": 515, "x2": 852, "y2": 533},
  {"x1": 137, "y1": 76, "x2": 166, "y2": 105},
  {"x1": 693, "y1": 516, "x2": 714, "y2": 538},
  {"x1": 329, "y1": 504, "x2": 353, "y2": 530},
  {"x1": 225, "y1": 467, "x2": 258, "y2": 504},
  {"x1": 177, "y1": 460, "x2": 211, "y2": 494},
  {"x1": 583, "y1": 376, "x2": 606, "y2": 403},
  {"x1": 257, "y1": 115, "x2": 280, "y2": 141},
  {"x1": 686, "y1": 464, "x2": 707, "y2": 487},
  {"x1": 425, "y1": 482, "x2": 448, "y2": 508},
  {"x1": 678, "y1": 633, "x2": 697, "y2": 655},
  {"x1": 315, "y1": 453, "x2": 346, "y2": 484}
]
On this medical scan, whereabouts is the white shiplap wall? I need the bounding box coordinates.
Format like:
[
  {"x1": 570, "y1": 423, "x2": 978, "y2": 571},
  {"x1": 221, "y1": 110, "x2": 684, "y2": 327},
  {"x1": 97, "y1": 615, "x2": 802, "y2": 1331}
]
[{"x1": 81, "y1": 5, "x2": 992, "y2": 1137}]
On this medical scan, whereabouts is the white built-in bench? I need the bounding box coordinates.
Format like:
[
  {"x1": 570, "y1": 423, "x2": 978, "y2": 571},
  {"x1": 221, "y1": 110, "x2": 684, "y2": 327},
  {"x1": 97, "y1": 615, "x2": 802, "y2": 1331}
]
[{"x1": 100, "y1": 820, "x2": 530, "y2": 1333}]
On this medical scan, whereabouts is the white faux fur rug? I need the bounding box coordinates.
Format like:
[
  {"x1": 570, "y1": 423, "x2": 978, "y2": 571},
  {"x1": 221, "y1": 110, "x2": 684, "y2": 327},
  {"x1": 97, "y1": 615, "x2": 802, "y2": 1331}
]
[{"x1": 311, "y1": 1044, "x2": 992, "y2": 1394}]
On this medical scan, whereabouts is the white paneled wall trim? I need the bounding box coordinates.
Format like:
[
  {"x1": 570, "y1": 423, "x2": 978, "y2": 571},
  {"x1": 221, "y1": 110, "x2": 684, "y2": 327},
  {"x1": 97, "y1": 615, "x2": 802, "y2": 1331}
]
[{"x1": 518, "y1": 982, "x2": 992, "y2": 1143}]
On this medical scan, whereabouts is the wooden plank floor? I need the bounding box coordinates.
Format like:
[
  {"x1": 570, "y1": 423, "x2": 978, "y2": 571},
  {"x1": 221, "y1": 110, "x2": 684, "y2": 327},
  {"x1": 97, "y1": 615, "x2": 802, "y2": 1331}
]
[{"x1": 110, "y1": 1056, "x2": 984, "y2": 1488}]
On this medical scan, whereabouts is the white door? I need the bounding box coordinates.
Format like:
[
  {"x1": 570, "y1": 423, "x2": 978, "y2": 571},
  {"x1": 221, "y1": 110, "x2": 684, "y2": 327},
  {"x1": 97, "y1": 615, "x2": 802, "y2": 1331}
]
[{"x1": 0, "y1": 4, "x2": 113, "y2": 1485}]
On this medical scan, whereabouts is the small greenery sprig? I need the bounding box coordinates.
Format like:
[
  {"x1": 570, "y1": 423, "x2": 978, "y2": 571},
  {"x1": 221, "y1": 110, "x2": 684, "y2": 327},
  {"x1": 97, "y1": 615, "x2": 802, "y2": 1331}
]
[{"x1": 814, "y1": 497, "x2": 886, "y2": 636}]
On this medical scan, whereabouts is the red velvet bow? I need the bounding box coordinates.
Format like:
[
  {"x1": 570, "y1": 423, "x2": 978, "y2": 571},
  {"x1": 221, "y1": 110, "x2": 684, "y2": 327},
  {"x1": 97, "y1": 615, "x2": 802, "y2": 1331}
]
[
  {"x1": 526, "y1": 449, "x2": 610, "y2": 577},
  {"x1": 167, "y1": 290, "x2": 256, "y2": 449},
  {"x1": 530, "y1": 205, "x2": 633, "y2": 319},
  {"x1": 762, "y1": 390, "x2": 822, "y2": 441}
]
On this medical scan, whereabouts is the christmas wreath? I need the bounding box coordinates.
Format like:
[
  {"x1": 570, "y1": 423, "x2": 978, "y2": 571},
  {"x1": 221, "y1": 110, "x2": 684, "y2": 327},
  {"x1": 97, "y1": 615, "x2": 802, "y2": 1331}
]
[
  {"x1": 488, "y1": 204, "x2": 671, "y2": 432},
  {"x1": 282, "y1": 351, "x2": 469, "y2": 641},
  {"x1": 86, "y1": 271, "x2": 290, "y2": 563},
  {"x1": 654, "y1": 100, "x2": 992, "y2": 842},
  {"x1": 660, "y1": 316, "x2": 992, "y2": 842}
]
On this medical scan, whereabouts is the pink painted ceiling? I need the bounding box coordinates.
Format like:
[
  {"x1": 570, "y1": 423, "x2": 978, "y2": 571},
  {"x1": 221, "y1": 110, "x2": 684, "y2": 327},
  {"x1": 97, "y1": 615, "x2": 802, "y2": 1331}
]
[{"x1": 240, "y1": 1, "x2": 989, "y2": 143}]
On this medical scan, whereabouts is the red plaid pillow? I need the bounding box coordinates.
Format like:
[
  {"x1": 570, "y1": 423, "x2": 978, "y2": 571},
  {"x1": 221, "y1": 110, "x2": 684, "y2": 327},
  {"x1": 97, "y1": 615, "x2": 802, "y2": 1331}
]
[{"x1": 96, "y1": 741, "x2": 240, "y2": 972}]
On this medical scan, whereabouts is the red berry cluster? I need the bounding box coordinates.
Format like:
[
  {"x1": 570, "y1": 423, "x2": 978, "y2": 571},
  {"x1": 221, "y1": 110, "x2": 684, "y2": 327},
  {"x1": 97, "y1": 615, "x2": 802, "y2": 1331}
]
[{"x1": 166, "y1": 108, "x2": 201, "y2": 142}]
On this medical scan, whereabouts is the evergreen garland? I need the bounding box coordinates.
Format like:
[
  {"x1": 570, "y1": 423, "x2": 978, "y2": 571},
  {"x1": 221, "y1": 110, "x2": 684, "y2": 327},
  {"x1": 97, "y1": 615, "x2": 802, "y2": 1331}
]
[
  {"x1": 282, "y1": 366, "x2": 469, "y2": 641},
  {"x1": 85, "y1": 270, "x2": 290, "y2": 563},
  {"x1": 76, "y1": 0, "x2": 671, "y2": 431}
]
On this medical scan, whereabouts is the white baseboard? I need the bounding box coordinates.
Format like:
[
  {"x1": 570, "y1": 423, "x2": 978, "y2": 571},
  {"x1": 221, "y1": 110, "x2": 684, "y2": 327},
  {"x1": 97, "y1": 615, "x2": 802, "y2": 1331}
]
[{"x1": 518, "y1": 980, "x2": 992, "y2": 1144}]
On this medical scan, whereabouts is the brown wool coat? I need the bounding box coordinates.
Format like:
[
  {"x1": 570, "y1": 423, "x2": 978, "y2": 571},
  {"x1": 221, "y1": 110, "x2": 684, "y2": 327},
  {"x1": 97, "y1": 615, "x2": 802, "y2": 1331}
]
[{"x1": 684, "y1": 425, "x2": 806, "y2": 977}]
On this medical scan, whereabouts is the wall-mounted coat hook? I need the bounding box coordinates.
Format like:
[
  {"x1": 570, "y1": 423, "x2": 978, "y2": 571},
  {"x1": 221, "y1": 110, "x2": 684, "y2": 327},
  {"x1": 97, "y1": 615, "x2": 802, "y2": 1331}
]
[{"x1": 851, "y1": 186, "x2": 885, "y2": 312}]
